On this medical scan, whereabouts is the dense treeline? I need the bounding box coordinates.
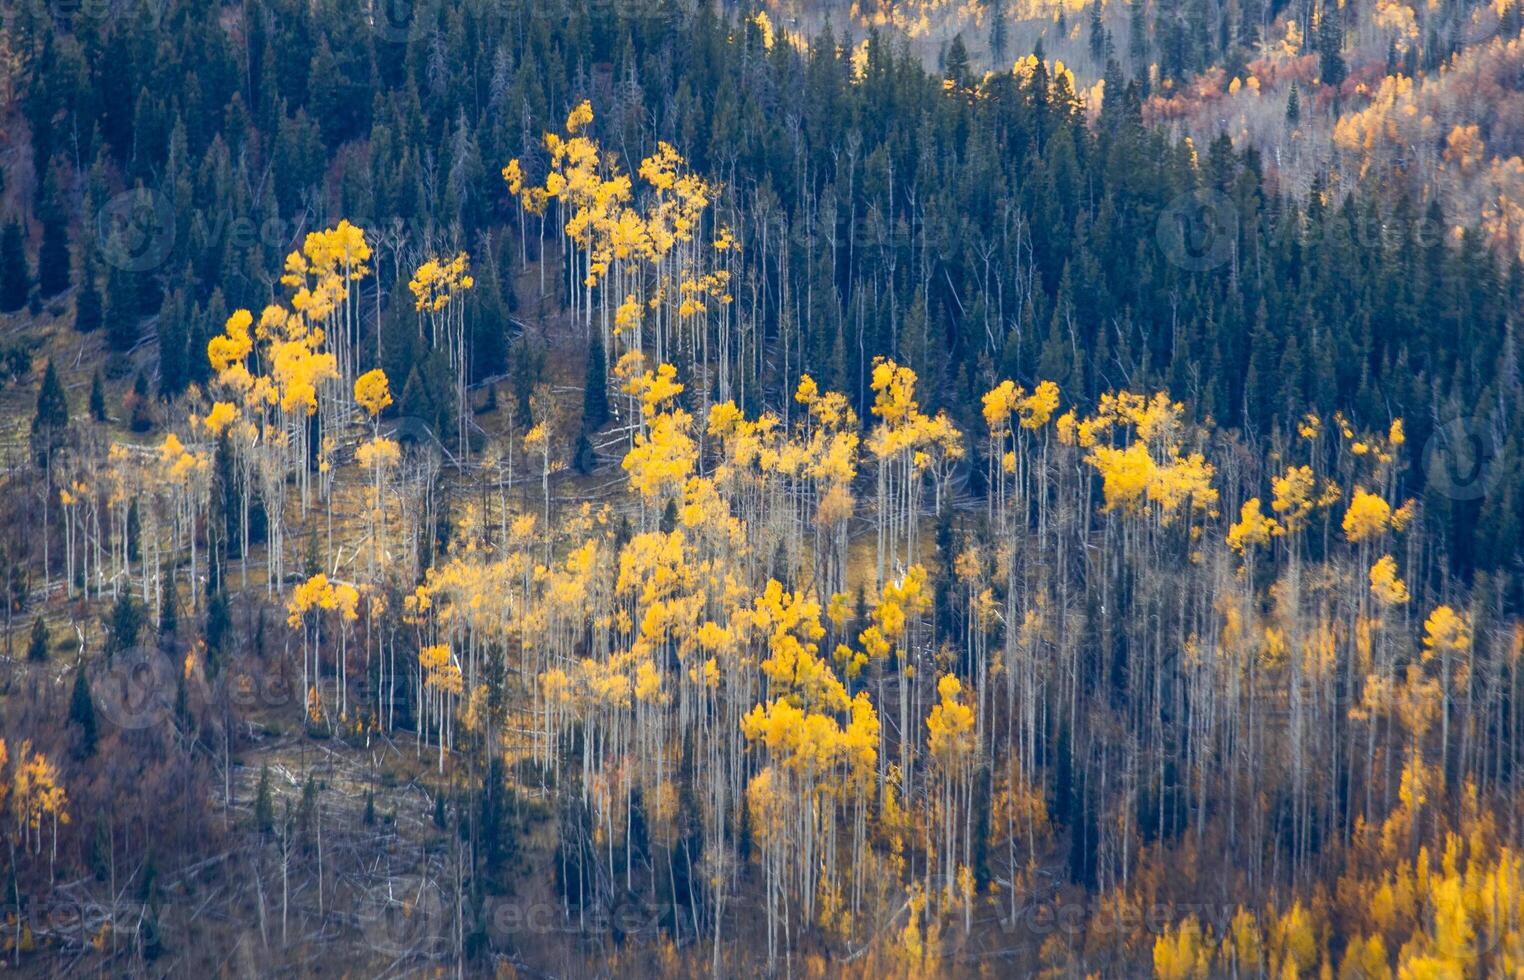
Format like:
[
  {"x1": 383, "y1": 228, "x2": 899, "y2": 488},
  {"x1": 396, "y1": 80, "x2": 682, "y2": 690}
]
[
  {"x1": 11, "y1": 0, "x2": 1521, "y2": 596},
  {"x1": 2, "y1": 0, "x2": 1523, "y2": 974}
]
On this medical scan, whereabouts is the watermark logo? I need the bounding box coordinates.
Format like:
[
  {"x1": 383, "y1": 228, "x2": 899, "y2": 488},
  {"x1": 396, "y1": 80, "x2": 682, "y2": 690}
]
[
  {"x1": 358, "y1": 875, "x2": 447, "y2": 957},
  {"x1": 38, "y1": 0, "x2": 168, "y2": 31},
  {"x1": 388, "y1": 414, "x2": 449, "y2": 466},
  {"x1": 95, "y1": 188, "x2": 175, "y2": 273},
  {"x1": 371, "y1": 0, "x2": 417, "y2": 43},
  {"x1": 92, "y1": 646, "x2": 178, "y2": 731},
  {"x1": 1421, "y1": 416, "x2": 1504, "y2": 502},
  {"x1": 1158, "y1": 189, "x2": 1238, "y2": 272}
]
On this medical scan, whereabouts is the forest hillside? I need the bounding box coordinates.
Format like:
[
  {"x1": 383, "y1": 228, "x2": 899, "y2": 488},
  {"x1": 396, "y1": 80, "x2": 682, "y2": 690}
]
[{"x1": 0, "y1": 0, "x2": 1520, "y2": 975}]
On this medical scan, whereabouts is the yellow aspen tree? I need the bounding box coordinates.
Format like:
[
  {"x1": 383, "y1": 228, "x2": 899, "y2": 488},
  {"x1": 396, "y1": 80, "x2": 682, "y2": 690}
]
[
  {"x1": 1423, "y1": 605, "x2": 1472, "y2": 787},
  {"x1": 408, "y1": 252, "x2": 474, "y2": 457},
  {"x1": 418, "y1": 643, "x2": 463, "y2": 771},
  {"x1": 866, "y1": 359, "x2": 963, "y2": 582},
  {"x1": 926, "y1": 672, "x2": 975, "y2": 924},
  {"x1": 1154, "y1": 914, "x2": 1213, "y2": 979},
  {"x1": 287, "y1": 572, "x2": 336, "y2": 729},
  {"x1": 354, "y1": 366, "x2": 398, "y2": 587}
]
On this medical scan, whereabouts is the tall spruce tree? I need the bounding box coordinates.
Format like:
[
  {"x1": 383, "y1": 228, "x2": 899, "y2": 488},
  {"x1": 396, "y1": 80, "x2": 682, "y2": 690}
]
[
  {"x1": 27, "y1": 614, "x2": 48, "y2": 662},
  {"x1": 31, "y1": 359, "x2": 70, "y2": 462},
  {"x1": 89, "y1": 369, "x2": 107, "y2": 422},
  {"x1": 37, "y1": 164, "x2": 71, "y2": 298},
  {"x1": 70, "y1": 669, "x2": 97, "y2": 758},
  {"x1": 74, "y1": 253, "x2": 103, "y2": 333},
  {"x1": 0, "y1": 218, "x2": 29, "y2": 312},
  {"x1": 582, "y1": 333, "x2": 609, "y2": 431},
  {"x1": 105, "y1": 264, "x2": 141, "y2": 351}
]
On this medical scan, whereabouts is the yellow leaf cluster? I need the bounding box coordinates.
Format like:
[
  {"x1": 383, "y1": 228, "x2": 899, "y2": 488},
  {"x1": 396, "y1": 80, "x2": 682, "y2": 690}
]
[
  {"x1": 353, "y1": 368, "x2": 392, "y2": 418},
  {"x1": 1423, "y1": 606, "x2": 1471, "y2": 659},
  {"x1": 1371, "y1": 555, "x2": 1411, "y2": 606},
  {"x1": 5, "y1": 739, "x2": 69, "y2": 838},
  {"x1": 926, "y1": 673, "x2": 975, "y2": 766},
  {"x1": 356, "y1": 436, "x2": 401, "y2": 470},
  {"x1": 408, "y1": 252, "x2": 474, "y2": 313},
  {"x1": 1345, "y1": 487, "x2": 1394, "y2": 543},
  {"x1": 1227, "y1": 498, "x2": 1281, "y2": 554},
  {"x1": 1272, "y1": 464, "x2": 1342, "y2": 534},
  {"x1": 286, "y1": 572, "x2": 360, "y2": 627}
]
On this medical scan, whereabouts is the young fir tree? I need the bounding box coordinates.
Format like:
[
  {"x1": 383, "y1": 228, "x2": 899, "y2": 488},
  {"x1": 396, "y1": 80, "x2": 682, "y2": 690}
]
[
  {"x1": 128, "y1": 370, "x2": 153, "y2": 431},
  {"x1": 254, "y1": 764, "x2": 273, "y2": 835},
  {"x1": 156, "y1": 314, "x2": 189, "y2": 397},
  {"x1": 0, "y1": 218, "x2": 29, "y2": 312},
  {"x1": 1318, "y1": 12, "x2": 1347, "y2": 90},
  {"x1": 574, "y1": 428, "x2": 596, "y2": 474},
  {"x1": 989, "y1": 2, "x2": 1009, "y2": 62},
  {"x1": 185, "y1": 300, "x2": 214, "y2": 389},
  {"x1": 105, "y1": 264, "x2": 146, "y2": 351},
  {"x1": 582, "y1": 333, "x2": 609, "y2": 430},
  {"x1": 70, "y1": 669, "x2": 97, "y2": 758},
  {"x1": 89, "y1": 369, "x2": 107, "y2": 422},
  {"x1": 1089, "y1": 1, "x2": 1108, "y2": 61},
  {"x1": 105, "y1": 591, "x2": 143, "y2": 658},
  {"x1": 31, "y1": 359, "x2": 70, "y2": 463},
  {"x1": 27, "y1": 614, "x2": 48, "y2": 662},
  {"x1": 126, "y1": 498, "x2": 141, "y2": 563},
  {"x1": 1127, "y1": 0, "x2": 1148, "y2": 67},
  {"x1": 943, "y1": 33, "x2": 971, "y2": 88},
  {"x1": 157, "y1": 583, "x2": 178, "y2": 647},
  {"x1": 37, "y1": 164, "x2": 71, "y2": 298},
  {"x1": 74, "y1": 253, "x2": 103, "y2": 333}
]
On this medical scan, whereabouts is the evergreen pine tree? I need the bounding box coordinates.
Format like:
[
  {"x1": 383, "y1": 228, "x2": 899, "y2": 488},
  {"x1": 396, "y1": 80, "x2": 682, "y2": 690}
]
[
  {"x1": 943, "y1": 34, "x2": 971, "y2": 88},
  {"x1": 71, "y1": 669, "x2": 98, "y2": 758},
  {"x1": 1127, "y1": 0, "x2": 1148, "y2": 68},
  {"x1": 157, "y1": 584, "x2": 178, "y2": 646},
  {"x1": 1089, "y1": 1, "x2": 1108, "y2": 62},
  {"x1": 1245, "y1": 302, "x2": 1278, "y2": 433},
  {"x1": 574, "y1": 428, "x2": 596, "y2": 474},
  {"x1": 105, "y1": 264, "x2": 143, "y2": 351},
  {"x1": 215, "y1": 432, "x2": 241, "y2": 557},
  {"x1": 126, "y1": 498, "x2": 141, "y2": 563},
  {"x1": 105, "y1": 591, "x2": 143, "y2": 658},
  {"x1": 989, "y1": 2, "x2": 1009, "y2": 63},
  {"x1": 74, "y1": 253, "x2": 103, "y2": 333},
  {"x1": 0, "y1": 218, "x2": 29, "y2": 312},
  {"x1": 582, "y1": 333, "x2": 609, "y2": 430},
  {"x1": 1285, "y1": 82, "x2": 1301, "y2": 125},
  {"x1": 37, "y1": 164, "x2": 71, "y2": 298},
  {"x1": 87, "y1": 816, "x2": 110, "y2": 882},
  {"x1": 89, "y1": 369, "x2": 107, "y2": 422},
  {"x1": 1318, "y1": 12, "x2": 1347, "y2": 90},
  {"x1": 971, "y1": 766, "x2": 993, "y2": 892},
  {"x1": 185, "y1": 302, "x2": 214, "y2": 389},
  {"x1": 128, "y1": 370, "x2": 153, "y2": 431},
  {"x1": 31, "y1": 359, "x2": 70, "y2": 462},
  {"x1": 27, "y1": 614, "x2": 47, "y2": 662},
  {"x1": 205, "y1": 587, "x2": 229, "y2": 676},
  {"x1": 157, "y1": 315, "x2": 188, "y2": 397},
  {"x1": 254, "y1": 764, "x2": 273, "y2": 834},
  {"x1": 469, "y1": 270, "x2": 510, "y2": 381}
]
